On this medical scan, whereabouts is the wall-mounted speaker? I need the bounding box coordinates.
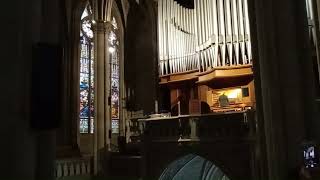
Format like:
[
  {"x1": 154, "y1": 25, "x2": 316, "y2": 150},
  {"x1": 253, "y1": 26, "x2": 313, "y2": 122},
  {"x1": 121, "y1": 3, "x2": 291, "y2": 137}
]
[{"x1": 30, "y1": 43, "x2": 62, "y2": 130}]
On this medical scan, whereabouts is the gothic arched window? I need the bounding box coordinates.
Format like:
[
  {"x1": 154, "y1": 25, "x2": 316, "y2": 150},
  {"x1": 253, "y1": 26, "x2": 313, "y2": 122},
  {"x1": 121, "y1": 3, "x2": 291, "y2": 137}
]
[
  {"x1": 79, "y1": 4, "x2": 122, "y2": 135},
  {"x1": 79, "y1": 4, "x2": 94, "y2": 134},
  {"x1": 109, "y1": 17, "x2": 120, "y2": 134}
]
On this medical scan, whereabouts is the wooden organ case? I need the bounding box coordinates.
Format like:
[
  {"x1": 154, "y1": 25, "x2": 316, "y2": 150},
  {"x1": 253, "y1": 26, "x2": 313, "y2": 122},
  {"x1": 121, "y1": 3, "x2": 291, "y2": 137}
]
[{"x1": 159, "y1": 65, "x2": 255, "y2": 115}]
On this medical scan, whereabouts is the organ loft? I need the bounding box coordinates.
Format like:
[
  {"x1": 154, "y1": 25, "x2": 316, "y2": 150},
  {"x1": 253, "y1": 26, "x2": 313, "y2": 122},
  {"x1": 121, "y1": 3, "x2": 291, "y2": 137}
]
[{"x1": 3, "y1": 0, "x2": 320, "y2": 180}]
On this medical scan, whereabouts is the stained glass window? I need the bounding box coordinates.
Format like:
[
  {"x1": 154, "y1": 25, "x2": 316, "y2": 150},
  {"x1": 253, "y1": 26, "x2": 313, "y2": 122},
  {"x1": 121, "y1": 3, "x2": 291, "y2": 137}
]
[
  {"x1": 79, "y1": 10, "x2": 121, "y2": 134},
  {"x1": 80, "y1": 4, "x2": 94, "y2": 134},
  {"x1": 109, "y1": 17, "x2": 120, "y2": 134}
]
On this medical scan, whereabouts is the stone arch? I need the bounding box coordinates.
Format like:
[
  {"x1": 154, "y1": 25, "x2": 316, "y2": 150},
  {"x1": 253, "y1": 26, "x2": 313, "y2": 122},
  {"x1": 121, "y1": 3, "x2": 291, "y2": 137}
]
[
  {"x1": 109, "y1": 1, "x2": 127, "y2": 137},
  {"x1": 71, "y1": 0, "x2": 128, "y2": 151},
  {"x1": 60, "y1": 0, "x2": 92, "y2": 149},
  {"x1": 77, "y1": 0, "x2": 89, "y2": 17},
  {"x1": 159, "y1": 154, "x2": 231, "y2": 180}
]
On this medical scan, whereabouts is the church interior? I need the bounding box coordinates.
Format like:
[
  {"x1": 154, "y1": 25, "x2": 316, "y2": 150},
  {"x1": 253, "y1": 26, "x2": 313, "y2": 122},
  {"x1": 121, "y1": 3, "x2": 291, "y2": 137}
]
[{"x1": 2, "y1": 0, "x2": 320, "y2": 179}]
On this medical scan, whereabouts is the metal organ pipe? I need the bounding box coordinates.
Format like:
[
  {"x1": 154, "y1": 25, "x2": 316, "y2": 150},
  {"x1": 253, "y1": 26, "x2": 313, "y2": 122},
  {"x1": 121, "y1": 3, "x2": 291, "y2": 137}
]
[
  {"x1": 203, "y1": 0, "x2": 207, "y2": 45},
  {"x1": 207, "y1": 0, "x2": 213, "y2": 68},
  {"x1": 167, "y1": 0, "x2": 172, "y2": 72},
  {"x1": 243, "y1": 0, "x2": 252, "y2": 63},
  {"x1": 166, "y1": 0, "x2": 170, "y2": 73},
  {"x1": 232, "y1": 0, "x2": 240, "y2": 65},
  {"x1": 172, "y1": 1, "x2": 176, "y2": 64},
  {"x1": 178, "y1": 3, "x2": 182, "y2": 72},
  {"x1": 212, "y1": 0, "x2": 219, "y2": 67},
  {"x1": 157, "y1": 0, "x2": 253, "y2": 76},
  {"x1": 194, "y1": 0, "x2": 200, "y2": 70},
  {"x1": 195, "y1": 0, "x2": 204, "y2": 70},
  {"x1": 219, "y1": 0, "x2": 226, "y2": 66},
  {"x1": 238, "y1": 0, "x2": 245, "y2": 64},
  {"x1": 201, "y1": 0, "x2": 206, "y2": 70},
  {"x1": 170, "y1": 0, "x2": 175, "y2": 73},
  {"x1": 182, "y1": 7, "x2": 185, "y2": 71},
  {"x1": 204, "y1": 0, "x2": 209, "y2": 69},
  {"x1": 225, "y1": 0, "x2": 233, "y2": 65},
  {"x1": 162, "y1": 0, "x2": 167, "y2": 73},
  {"x1": 158, "y1": 0, "x2": 164, "y2": 75}
]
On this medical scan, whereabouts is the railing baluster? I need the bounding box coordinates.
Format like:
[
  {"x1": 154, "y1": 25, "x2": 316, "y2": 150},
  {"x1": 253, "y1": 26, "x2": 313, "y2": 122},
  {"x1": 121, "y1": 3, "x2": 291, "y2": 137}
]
[
  {"x1": 81, "y1": 161, "x2": 86, "y2": 175},
  {"x1": 76, "y1": 162, "x2": 81, "y2": 175},
  {"x1": 57, "y1": 162, "x2": 62, "y2": 178},
  {"x1": 54, "y1": 157, "x2": 93, "y2": 178},
  {"x1": 87, "y1": 160, "x2": 91, "y2": 174},
  {"x1": 69, "y1": 162, "x2": 75, "y2": 176},
  {"x1": 63, "y1": 162, "x2": 68, "y2": 177}
]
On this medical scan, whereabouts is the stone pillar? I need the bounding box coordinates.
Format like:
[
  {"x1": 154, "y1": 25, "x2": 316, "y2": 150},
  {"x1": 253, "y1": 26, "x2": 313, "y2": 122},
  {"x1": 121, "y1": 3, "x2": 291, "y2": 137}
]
[
  {"x1": 56, "y1": 3, "x2": 81, "y2": 159},
  {"x1": 92, "y1": 20, "x2": 112, "y2": 175},
  {"x1": 105, "y1": 23, "x2": 112, "y2": 153},
  {"x1": 251, "y1": 0, "x2": 318, "y2": 179}
]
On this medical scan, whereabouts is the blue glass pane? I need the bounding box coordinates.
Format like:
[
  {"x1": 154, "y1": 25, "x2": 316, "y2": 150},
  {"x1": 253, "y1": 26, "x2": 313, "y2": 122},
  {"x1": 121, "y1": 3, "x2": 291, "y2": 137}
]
[
  {"x1": 80, "y1": 4, "x2": 94, "y2": 134},
  {"x1": 80, "y1": 43, "x2": 94, "y2": 130},
  {"x1": 112, "y1": 119, "x2": 119, "y2": 134},
  {"x1": 80, "y1": 118, "x2": 89, "y2": 133}
]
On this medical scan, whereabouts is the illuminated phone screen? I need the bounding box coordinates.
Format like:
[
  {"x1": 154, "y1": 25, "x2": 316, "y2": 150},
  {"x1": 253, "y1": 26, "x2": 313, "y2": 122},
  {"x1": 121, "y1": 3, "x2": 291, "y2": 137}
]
[{"x1": 303, "y1": 144, "x2": 319, "y2": 168}]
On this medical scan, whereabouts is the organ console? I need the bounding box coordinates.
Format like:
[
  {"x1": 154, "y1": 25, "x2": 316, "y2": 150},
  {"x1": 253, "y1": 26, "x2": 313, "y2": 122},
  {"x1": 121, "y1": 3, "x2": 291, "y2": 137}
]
[{"x1": 157, "y1": 0, "x2": 255, "y2": 114}]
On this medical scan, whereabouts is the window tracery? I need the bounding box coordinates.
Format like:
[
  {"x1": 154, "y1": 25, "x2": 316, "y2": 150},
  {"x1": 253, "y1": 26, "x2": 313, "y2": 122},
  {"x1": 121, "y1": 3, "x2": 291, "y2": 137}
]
[
  {"x1": 109, "y1": 17, "x2": 120, "y2": 134},
  {"x1": 79, "y1": 7, "x2": 121, "y2": 134},
  {"x1": 80, "y1": 4, "x2": 94, "y2": 133}
]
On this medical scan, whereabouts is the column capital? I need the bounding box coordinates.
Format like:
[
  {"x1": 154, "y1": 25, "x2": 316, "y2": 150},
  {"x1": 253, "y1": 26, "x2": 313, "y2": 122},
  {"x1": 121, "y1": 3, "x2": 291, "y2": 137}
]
[{"x1": 92, "y1": 20, "x2": 112, "y2": 33}]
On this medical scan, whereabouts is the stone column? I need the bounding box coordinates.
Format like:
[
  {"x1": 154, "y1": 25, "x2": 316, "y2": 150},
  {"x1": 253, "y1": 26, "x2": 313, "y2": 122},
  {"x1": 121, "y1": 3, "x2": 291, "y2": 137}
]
[
  {"x1": 92, "y1": 20, "x2": 112, "y2": 175},
  {"x1": 56, "y1": 4, "x2": 82, "y2": 159},
  {"x1": 105, "y1": 22, "x2": 112, "y2": 152},
  {"x1": 250, "y1": 0, "x2": 318, "y2": 179}
]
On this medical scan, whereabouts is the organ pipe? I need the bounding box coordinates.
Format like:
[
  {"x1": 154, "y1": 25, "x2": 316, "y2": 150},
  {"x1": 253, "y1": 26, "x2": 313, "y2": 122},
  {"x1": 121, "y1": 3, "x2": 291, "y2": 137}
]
[{"x1": 158, "y1": 0, "x2": 253, "y2": 75}]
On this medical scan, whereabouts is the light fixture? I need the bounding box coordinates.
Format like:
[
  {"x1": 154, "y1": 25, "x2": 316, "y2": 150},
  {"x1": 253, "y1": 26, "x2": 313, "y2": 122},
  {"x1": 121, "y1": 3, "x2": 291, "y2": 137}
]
[{"x1": 226, "y1": 89, "x2": 242, "y2": 99}]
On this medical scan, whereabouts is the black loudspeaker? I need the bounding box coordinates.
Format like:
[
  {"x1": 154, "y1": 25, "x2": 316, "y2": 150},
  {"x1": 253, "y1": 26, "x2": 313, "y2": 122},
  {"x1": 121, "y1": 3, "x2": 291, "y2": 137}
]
[{"x1": 30, "y1": 43, "x2": 62, "y2": 130}]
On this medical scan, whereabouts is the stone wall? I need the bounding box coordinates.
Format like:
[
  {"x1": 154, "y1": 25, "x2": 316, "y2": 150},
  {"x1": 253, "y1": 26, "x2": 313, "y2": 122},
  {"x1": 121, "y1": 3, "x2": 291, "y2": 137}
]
[{"x1": 125, "y1": 0, "x2": 158, "y2": 115}]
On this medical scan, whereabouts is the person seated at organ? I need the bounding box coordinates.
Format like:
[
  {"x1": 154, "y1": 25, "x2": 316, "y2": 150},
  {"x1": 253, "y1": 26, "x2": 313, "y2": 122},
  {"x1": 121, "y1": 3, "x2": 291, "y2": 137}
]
[{"x1": 218, "y1": 93, "x2": 229, "y2": 107}]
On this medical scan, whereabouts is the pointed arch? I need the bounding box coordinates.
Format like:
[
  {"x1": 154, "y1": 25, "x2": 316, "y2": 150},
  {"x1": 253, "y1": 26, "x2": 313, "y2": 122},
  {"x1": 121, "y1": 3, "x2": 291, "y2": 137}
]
[
  {"x1": 109, "y1": 1, "x2": 125, "y2": 136},
  {"x1": 90, "y1": 0, "x2": 113, "y2": 21},
  {"x1": 79, "y1": 3, "x2": 94, "y2": 133},
  {"x1": 77, "y1": 0, "x2": 125, "y2": 136}
]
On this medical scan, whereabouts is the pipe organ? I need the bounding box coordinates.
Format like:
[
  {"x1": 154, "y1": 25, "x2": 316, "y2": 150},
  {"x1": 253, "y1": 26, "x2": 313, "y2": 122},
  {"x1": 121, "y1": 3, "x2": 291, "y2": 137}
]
[{"x1": 158, "y1": 0, "x2": 252, "y2": 76}]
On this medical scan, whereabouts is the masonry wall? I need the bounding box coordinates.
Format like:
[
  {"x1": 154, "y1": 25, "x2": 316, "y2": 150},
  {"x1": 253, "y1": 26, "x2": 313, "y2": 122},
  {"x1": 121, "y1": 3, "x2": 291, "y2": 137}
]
[
  {"x1": 125, "y1": 0, "x2": 158, "y2": 115},
  {"x1": 1, "y1": 0, "x2": 65, "y2": 179}
]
